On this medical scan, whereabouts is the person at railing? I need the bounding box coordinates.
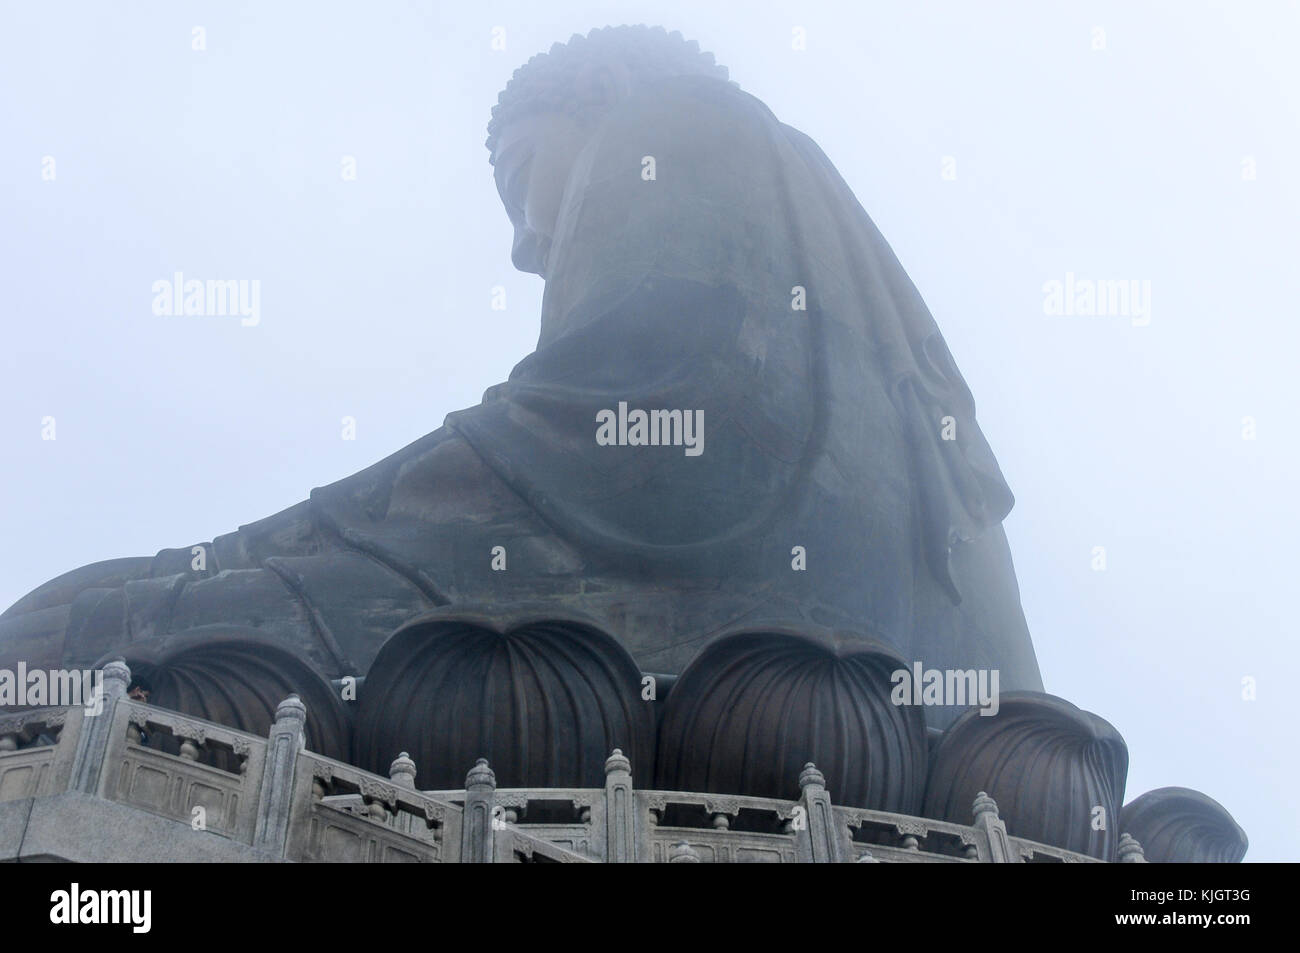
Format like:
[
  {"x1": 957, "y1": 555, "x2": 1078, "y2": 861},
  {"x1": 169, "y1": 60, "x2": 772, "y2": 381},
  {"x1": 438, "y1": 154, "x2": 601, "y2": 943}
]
[
  {"x1": 127, "y1": 676, "x2": 151, "y2": 745},
  {"x1": 17, "y1": 725, "x2": 58, "y2": 750},
  {"x1": 127, "y1": 676, "x2": 151, "y2": 704}
]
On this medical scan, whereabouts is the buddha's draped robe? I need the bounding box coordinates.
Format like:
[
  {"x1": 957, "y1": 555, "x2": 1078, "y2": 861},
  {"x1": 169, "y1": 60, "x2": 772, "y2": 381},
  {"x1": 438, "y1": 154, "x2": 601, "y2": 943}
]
[{"x1": 0, "y1": 76, "x2": 1042, "y2": 727}]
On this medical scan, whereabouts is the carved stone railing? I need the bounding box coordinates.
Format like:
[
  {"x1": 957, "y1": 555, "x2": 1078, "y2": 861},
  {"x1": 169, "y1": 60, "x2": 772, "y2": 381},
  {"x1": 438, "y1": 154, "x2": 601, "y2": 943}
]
[
  {"x1": 837, "y1": 804, "x2": 985, "y2": 863},
  {"x1": 0, "y1": 659, "x2": 1135, "y2": 863},
  {"x1": 639, "y1": 788, "x2": 804, "y2": 863},
  {"x1": 431, "y1": 753, "x2": 1118, "y2": 864},
  {"x1": 0, "y1": 660, "x2": 465, "y2": 863},
  {"x1": 108, "y1": 698, "x2": 268, "y2": 843},
  {"x1": 287, "y1": 749, "x2": 461, "y2": 863},
  {"x1": 495, "y1": 826, "x2": 598, "y2": 863},
  {"x1": 0, "y1": 706, "x2": 70, "y2": 801}
]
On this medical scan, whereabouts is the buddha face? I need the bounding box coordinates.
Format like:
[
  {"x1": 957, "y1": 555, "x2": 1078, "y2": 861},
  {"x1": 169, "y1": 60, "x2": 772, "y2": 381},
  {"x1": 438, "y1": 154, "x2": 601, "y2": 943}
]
[{"x1": 492, "y1": 112, "x2": 590, "y2": 278}]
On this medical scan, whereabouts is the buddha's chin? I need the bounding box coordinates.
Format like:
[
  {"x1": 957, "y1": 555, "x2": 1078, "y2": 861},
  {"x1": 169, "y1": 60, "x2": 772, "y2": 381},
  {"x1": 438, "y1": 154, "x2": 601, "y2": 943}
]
[{"x1": 514, "y1": 240, "x2": 550, "y2": 279}]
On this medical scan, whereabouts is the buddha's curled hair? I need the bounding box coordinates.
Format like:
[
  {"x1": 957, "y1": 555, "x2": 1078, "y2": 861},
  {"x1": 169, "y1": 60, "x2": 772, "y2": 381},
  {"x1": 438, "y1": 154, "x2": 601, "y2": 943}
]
[{"x1": 485, "y1": 25, "x2": 732, "y2": 162}]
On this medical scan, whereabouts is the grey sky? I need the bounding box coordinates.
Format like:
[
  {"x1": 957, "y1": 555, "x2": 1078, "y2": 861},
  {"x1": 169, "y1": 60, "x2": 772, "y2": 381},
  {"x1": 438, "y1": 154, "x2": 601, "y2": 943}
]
[{"x1": 2, "y1": 1, "x2": 1295, "y2": 859}]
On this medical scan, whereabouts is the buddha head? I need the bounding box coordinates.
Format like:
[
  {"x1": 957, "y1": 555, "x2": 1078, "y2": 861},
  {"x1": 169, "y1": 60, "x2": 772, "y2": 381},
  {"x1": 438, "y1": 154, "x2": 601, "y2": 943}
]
[{"x1": 485, "y1": 25, "x2": 730, "y2": 278}]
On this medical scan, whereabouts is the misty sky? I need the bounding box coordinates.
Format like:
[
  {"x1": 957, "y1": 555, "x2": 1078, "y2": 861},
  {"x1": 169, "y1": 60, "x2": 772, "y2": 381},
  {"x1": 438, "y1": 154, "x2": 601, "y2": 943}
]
[{"x1": 2, "y1": 1, "x2": 1296, "y2": 860}]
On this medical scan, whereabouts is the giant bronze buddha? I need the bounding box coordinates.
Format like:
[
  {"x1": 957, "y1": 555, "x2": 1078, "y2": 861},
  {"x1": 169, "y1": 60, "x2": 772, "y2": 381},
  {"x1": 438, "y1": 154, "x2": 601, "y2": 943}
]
[{"x1": 2, "y1": 26, "x2": 1053, "y2": 816}]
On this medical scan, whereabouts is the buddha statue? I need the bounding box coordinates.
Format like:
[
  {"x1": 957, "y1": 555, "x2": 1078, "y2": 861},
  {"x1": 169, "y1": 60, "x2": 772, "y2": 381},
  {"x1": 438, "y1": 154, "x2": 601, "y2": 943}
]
[{"x1": 0, "y1": 25, "x2": 1047, "y2": 804}]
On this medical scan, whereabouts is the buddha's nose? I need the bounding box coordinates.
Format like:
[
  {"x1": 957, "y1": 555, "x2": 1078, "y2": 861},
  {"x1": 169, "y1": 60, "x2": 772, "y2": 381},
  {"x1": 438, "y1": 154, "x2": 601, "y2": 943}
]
[{"x1": 511, "y1": 225, "x2": 546, "y2": 276}]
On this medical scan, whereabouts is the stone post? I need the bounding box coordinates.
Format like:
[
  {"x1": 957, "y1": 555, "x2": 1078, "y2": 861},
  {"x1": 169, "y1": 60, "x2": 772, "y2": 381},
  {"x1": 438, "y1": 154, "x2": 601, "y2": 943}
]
[
  {"x1": 1117, "y1": 832, "x2": 1148, "y2": 863},
  {"x1": 797, "y1": 762, "x2": 843, "y2": 863},
  {"x1": 69, "y1": 658, "x2": 130, "y2": 795},
  {"x1": 252, "y1": 694, "x2": 306, "y2": 856},
  {"x1": 461, "y1": 758, "x2": 496, "y2": 863},
  {"x1": 389, "y1": 751, "x2": 417, "y2": 789},
  {"x1": 385, "y1": 751, "x2": 418, "y2": 835},
  {"x1": 604, "y1": 748, "x2": 635, "y2": 863},
  {"x1": 972, "y1": 791, "x2": 1016, "y2": 863}
]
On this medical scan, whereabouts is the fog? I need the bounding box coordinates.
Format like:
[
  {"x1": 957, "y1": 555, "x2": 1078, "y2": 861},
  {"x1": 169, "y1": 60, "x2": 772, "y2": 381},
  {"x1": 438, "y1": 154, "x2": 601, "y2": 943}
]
[{"x1": 1, "y1": 1, "x2": 1295, "y2": 859}]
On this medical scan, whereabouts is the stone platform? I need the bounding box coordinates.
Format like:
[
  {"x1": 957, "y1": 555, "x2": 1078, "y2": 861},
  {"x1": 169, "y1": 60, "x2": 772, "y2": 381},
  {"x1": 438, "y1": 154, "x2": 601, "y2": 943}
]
[{"x1": 0, "y1": 661, "x2": 1133, "y2": 863}]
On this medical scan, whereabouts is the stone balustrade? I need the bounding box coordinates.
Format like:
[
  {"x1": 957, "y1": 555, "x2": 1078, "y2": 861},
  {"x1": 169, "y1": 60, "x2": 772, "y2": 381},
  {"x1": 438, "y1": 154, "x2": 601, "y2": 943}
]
[
  {"x1": 0, "y1": 706, "x2": 68, "y2": 801},
  {"x1": 0, "y1": 660, "x2": 1138, "y2": 863}
]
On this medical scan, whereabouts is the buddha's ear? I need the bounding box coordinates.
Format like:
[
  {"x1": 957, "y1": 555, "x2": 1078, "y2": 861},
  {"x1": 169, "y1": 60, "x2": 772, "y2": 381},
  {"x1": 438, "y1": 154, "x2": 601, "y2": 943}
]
[{"x1": 573, "y1": 60, "x2": 631, "y2": 110}]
